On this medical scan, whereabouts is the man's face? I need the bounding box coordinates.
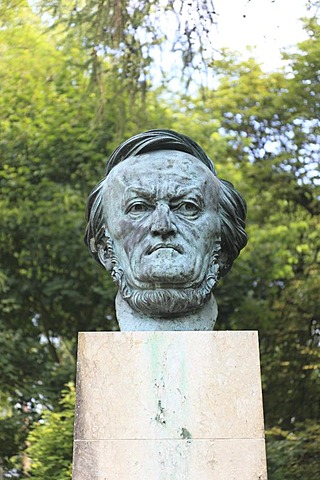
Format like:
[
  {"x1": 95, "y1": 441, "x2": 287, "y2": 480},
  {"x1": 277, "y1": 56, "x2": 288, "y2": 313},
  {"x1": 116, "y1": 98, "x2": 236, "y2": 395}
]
[{"x1": 102, "y1": 150, "x2": 221, "y2": 290}]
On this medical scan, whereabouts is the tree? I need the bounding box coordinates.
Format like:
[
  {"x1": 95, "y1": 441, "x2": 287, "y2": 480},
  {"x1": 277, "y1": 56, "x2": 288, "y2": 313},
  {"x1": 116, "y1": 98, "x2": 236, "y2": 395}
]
[
  {"x1": 26, "y1": 385, "x2": 75, "y2": 480},
  {"x1": 170, "y1": 18, "x2": 319, "y2": 477},
  {"x1": 266, "y1": 422, "x2": 320, "y2": 480},
  {"x1": 0, "y1": 1, "x2": 174, "y2": 473},
  {"x1": 1, "y1": 1, "x2": 319, "y2": 478},
  {"x1": 34, "y1": 0, "x2": 217, "y2": 88},
  {"x1": 0, "y1": 2, "x2": 115, "y2": 472}
]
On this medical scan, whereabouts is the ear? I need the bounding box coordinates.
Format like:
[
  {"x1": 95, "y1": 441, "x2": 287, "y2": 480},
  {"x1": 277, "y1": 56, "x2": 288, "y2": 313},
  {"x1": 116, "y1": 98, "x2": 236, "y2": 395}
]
[{"x1": 97, "y1": 246, "x2": 112, "y2": 272}]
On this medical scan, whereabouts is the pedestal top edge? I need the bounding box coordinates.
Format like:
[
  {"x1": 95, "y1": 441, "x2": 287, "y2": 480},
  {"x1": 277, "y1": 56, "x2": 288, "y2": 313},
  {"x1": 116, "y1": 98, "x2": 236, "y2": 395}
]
[{"x1": 77, "y1": 330, "x2": 259, "y2": 338}]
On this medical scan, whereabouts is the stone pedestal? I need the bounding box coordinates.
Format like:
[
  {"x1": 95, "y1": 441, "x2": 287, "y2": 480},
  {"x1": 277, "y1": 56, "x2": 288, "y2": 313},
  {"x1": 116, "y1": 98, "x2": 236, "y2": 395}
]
[{"x1": 72, "y1": 331, "x2": 268, "y2": 479}]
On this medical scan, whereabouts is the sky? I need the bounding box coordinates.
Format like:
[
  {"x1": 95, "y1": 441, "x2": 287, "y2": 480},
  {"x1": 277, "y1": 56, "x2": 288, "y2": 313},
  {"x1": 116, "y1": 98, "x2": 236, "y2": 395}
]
[
  {"x1": 154, "y1": 0, "x2": 314, "y2": 90},
  {"x1": 213, "y1": 0, "x2": 311, "y2": 71}
]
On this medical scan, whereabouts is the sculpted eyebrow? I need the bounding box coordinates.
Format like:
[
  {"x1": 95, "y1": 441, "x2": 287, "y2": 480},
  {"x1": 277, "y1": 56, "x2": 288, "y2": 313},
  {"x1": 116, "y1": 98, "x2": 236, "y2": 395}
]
[
  {"x1": 172, "y1": 188, "x2": 204, "y2": 204},
  {"x1": 123, "y1": 186, "x2": 205, "y2": 206},
  {"x1": 123, "y1": 186, "x2": 156, "y2": 201}
]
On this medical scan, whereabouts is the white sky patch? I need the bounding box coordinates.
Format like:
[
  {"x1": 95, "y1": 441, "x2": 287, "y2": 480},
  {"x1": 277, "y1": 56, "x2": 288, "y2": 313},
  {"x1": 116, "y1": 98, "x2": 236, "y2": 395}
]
[
  {"x1": 151, "y1": 0, "x2": 314, "y2": 92},
  {"x1": 213, "y1": 0, "x2": 310, "y2": 71}
]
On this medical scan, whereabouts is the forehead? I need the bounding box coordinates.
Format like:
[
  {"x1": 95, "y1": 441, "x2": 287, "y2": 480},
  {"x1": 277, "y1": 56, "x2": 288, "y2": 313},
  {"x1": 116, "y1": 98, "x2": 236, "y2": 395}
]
[{"x1": 105, "y1": 149, "x2": 217, "y2": 193}]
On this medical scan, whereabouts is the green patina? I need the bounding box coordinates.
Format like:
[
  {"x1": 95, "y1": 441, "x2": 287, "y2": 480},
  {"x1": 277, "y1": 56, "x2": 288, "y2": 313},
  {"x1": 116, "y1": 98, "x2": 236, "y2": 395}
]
[{"x1": 180, "y1": 427, "x2": 192, "y2": 440}]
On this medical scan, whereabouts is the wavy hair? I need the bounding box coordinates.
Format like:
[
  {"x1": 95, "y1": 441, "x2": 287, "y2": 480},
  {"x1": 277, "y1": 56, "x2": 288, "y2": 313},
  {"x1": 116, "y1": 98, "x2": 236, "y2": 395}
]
[{"x1": 84, "y1": 129, "x2": 247, "y2": 279}]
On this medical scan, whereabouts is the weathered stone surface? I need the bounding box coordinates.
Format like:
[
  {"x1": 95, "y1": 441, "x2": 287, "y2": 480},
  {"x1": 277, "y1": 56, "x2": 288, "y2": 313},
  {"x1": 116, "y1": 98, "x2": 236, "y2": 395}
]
[
  {"x1": 73, "y1": 331, "x2": 267, "y2": 479},
  {"x1": 73, "y1": 439, "x2": 267, "y2": 480}
]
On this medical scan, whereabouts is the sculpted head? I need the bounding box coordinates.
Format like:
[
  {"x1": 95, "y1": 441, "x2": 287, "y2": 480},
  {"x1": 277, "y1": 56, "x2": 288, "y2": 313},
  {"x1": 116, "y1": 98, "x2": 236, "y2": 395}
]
[{"x1": 85, "y1": 130, "x2": 247, "y2": 321}]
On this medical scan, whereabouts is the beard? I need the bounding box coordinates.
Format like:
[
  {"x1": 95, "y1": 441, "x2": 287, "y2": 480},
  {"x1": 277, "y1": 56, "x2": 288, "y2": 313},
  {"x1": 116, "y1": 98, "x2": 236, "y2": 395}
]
[{"x1": 105, "y1": 236, "x2": 220, "y2": 317}]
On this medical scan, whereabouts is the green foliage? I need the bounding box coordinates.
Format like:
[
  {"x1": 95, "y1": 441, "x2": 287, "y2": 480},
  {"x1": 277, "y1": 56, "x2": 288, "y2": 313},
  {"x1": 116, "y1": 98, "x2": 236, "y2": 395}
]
[
  {"x1": 0, "y1": 2, "x2": 114, "y2": 473},
  {"x1": 0, "y1": 406, "x2": 28, "y2": 468},
  {"x1": 0, "y1": 1, "x2": 319, "y2": 479},
  {"x1": 0, "y1": 1, "x2": 174, "y2": 474},
  {"x1": 266, "y1": 423, "x2": 320, "y2": 480},
  {"x1": 165, "y1": 15, "x2": 320, "y2": 478},
  {"x1": 27, "y1": 384, "x2": 75, "y2": 479}
]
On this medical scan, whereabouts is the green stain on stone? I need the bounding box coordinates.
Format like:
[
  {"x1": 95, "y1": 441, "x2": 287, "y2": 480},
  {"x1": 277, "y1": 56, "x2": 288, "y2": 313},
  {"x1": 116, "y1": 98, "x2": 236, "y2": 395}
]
[{"x1": 180, "y1": 427, "x2": 192, "y2": 439}]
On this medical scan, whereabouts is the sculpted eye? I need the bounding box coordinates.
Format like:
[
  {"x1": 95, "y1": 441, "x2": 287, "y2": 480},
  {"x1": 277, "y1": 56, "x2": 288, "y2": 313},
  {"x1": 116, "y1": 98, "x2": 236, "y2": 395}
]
[
  {"x1": 174, "y1": 201, "x2": 201, "y2": 217},
  {"x1": 126, "y1": 202, "x2": 152, "y2": 216}
]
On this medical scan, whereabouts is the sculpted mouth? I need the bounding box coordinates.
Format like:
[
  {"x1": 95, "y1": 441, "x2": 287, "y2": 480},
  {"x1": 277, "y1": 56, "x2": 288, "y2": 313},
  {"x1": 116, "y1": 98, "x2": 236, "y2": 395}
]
[{"x1": 147, "y1": 243, "x2": 184, "y2": 255}]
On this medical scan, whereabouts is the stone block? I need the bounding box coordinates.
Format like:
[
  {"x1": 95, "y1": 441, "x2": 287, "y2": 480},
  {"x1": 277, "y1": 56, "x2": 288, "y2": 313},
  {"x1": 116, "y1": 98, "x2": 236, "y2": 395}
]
[{"x1": 72, "y1": 331, "x2": 267, "y2": 479}]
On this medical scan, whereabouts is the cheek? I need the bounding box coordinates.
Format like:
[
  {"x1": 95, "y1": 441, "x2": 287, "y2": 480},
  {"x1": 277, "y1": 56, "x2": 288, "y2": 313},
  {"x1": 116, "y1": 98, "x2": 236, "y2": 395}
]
[
  {"x1": 182, "y1": 214, "x2": 220, "y2": 243},
  {"x1": 117, "y1": 219, "x2": 148, "y2": 256},
  {"x1": 186, "y1": 225, "x2": 203, "y2": 242}
]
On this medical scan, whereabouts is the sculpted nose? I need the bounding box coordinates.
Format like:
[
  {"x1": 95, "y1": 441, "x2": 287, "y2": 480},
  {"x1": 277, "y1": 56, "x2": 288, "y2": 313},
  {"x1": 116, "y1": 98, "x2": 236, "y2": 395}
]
[{"x1": 150, "y1": 204, "x2": 177, "y2": 237}]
